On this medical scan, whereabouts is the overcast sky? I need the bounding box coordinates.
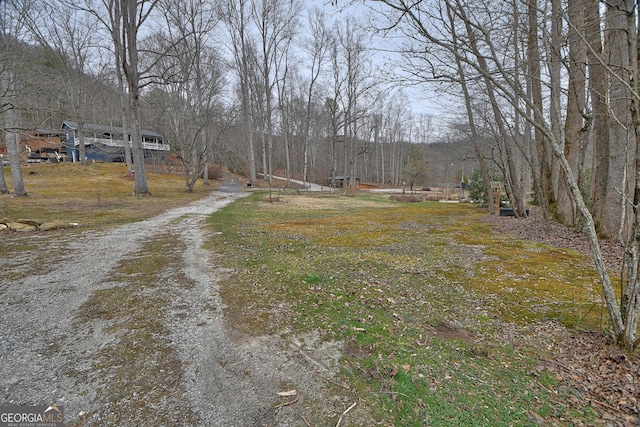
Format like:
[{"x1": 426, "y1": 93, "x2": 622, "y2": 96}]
[{"x1": 309, "y1": 0, "x2": 453, "y2": 126}]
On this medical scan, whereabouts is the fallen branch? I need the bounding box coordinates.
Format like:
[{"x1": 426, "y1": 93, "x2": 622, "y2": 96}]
[
  {"x1": 320, "y1": 375, "x2": 350, "y2": 389},
  {"x1": 335, "y1": 401, "x2": 357, "y2": 427},
  {"x1": 299, "y1": 413, "x2": 312, "y2": 427},
  {"x1": 274, "y1": 397, "x2": 298, "y2": 409},
  {"x1": 591, "y1": 398, "x2": 624, "y2": 414}
]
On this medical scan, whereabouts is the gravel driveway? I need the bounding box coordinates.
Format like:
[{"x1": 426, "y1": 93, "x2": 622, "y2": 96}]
[{"x1": 1, "y1": 190, "x2": 350, "y2": 426}]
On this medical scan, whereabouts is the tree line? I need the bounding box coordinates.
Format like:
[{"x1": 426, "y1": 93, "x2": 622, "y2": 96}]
[{"x1": 0, "y1": 0, "x2": 448, "y2": 195}]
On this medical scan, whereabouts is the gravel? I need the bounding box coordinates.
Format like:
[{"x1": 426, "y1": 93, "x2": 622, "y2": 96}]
[{"x1": 0, "y1": 190, "x2": 351, "y2": 426}]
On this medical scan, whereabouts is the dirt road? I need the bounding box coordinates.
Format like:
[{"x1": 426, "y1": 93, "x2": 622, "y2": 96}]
[{"x1": 0, "y1": 191, "x2": 352, "y2": 426}]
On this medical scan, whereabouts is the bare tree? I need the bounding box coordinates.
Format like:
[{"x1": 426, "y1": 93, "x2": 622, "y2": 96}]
[
  {"x1": 456, "y1": 1, "x2": 527, "y2": 216},
  {"x1": 603, "y1": 0, "x2": 635, "y2": 239},
  {"x1": 555, "y1": 0, "x2": 586, "y2": 227},
  {"x1": 444, "y1": 1, "x2": 495, "y2": 213},
  {"x1": 222, "y1": 0, "x2": 258, "y2": 182},
  {"x1": 300, "y1": 7, "x2": 329, "y2": 184},
  {"x1": 81, "y1": 0, "x2": 160, "y2": 194},
  {"x1": 586, "y1": 0, "x2": 611, "y2": 238},
  {"x1": 382, "y1": 95, "x2": 409, "y2": 186},
  {"x1": 0, "y1": 0, "x2": 29, "y2": 197},
  {"x1": 101, "y1": 0, "x2": 134, "y2": 175},
  {"x1": 120, "y1": 0, "x2": 157, "y2": 194},
  {"x1": 274, "y1": 49, "x2": 296, "y2": 186},
  {"x1": 27, "y1": 1, "x2": 106, "y2": 166},
  {"x1": 363, "y1": 0, "x2": 640, "y2": 346},
  {"x1": 402, "y1": 143, "x2": 426, "y2": 191},
  {"x1": 150, "y1": 0, "x2": 226, "y2": 191},
  {"x1": 326, "y1": 33, "x2": 345, "y2": 188},
  {"x1": 331, "y1": 17, "x2": 376, "y2": 189},
  {"x1": 251, "y1": 0, "x2": 302, "y2": 185}
]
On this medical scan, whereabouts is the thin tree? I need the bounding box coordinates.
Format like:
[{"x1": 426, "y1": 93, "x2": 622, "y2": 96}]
[
  {"x1": 151, "y1": 0, "x2": 226, "y2": 191},
  {"x1": 444, "y1": 1, "x2": 495, "y2": 214},
  {"x1": 456, "y1": 1, "x2": 527, "y2": 216},
  {"x1": 222, "y1": 0, "x2": 257, "y2": 182},
  {"x1": 301, "y1": 7, "x2": 329, "y2": 184},
  {"x1": 82, "y1": 0, "x2": 159, "y2": 194},
  {"x1": 334, "y1": 17, "x2": 376, "y2": 189},
  {"x1": 252, "y1": 0, "x2": 302, "y2": 185},
  {"x1": 120, "y1": 0, "x2": 156, "y2": 194},
  {"x1": 0, "y1": 0, "x2": 28, "y2": 196},
  {"x1": 104, "y1": 0, "x2": 134, "y2": 175}
]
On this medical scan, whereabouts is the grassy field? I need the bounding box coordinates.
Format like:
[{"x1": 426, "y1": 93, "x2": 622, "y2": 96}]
[
  {"x1": 1, "y1": 164, "x2": 613, "y2": 425},
  {"x1": 206, "y1": 191, "x2": 607, "y2": 426},
  {"x1": 1, "y1": 162, "x2": 215, "y2": 226}
]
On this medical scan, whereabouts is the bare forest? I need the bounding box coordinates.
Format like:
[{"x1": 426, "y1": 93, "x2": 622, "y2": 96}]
[{"x1": 3, "y1": 0, "x2": 640, "y2": 347}]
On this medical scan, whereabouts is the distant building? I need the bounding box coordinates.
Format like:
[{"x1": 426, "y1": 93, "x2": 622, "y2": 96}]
[
  {"x1": 329, "y1": 176, "x2": 361, "y2": 188},
  {"x1": 0, "y1": 128, "x2": 65, "y2": 165},
  {"x1": 61, "y1": 121, "x2": 170, "y2": 163}
]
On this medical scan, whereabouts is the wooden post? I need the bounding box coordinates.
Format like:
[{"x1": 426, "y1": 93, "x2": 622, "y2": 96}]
[{"x1": 491, "y1": 181, "x2": 502, "y2": 213}]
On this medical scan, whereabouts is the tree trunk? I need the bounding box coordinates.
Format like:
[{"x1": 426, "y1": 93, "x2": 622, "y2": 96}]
[
  {"x1": 284, "y1": 129, "x2": 291, "y2": 186},
  {"x1": 0, "y1": 157, "x2": 9, "y2": 194},
  {"x1": 620, "y1": 1, "x2": 640, "y2": 347},
  {"x1": 260, "y1": 131, "x2": 268, "y2": 183},
  {"x1": 1, "y1": 67, "x2": 26, "y2": 196},
  {"x1": 118, "y1": 72, "x2": 133, "y2": 174},
  {"x1": 106, "y1": 0, "x2": 133, "y2": 175},
  {"x1": 243, "y1": 11, "x2": 257, "y2": 183},
  {"x1": 202, "y1": 128, "x2": 209, "y2": 186},
  {"x1": 130, "y1": 105, "x2": 150, "y2": 195},
  {"x1": 203, "y1": 161, "x2": 209, "y2": 186},
  {"x1": 380, "y1": 132, "x2": 385, "y2": 185},
  {"x1": 446, "y1": 2, "x2": 495, "y2": 214},
  {"x1": 549, "y1": 0, "x2": 563, "y2": 202},
  {"x1": 603, "y1": 0, "x2": 634, "y2": 238},
  {"x1": 561, "y1": 152, "x2": 626, "y2": 339},
  {"x1": 586, "y1": 0, "x2": 611, "y2": 234},
  {"x1": 0, "y1": 160, "x2": 8, "y2": 194},
  {"x1": 557, "y1": 0, "x2": 587, "y2": 227},
  {"x1": 77, "y1": 121, "x2": 87, "y2": 165},
  {"x1": 459, "y1": 4, "x2": 526, "y2": 216},
  {"x1": 5, "y1": 129, "x2": 26, "y2": 197},
  {"x1": 527, "y1": 0, "x2": 554, "y2": 215},
  {"x1": 123, "y1": 0, "x2": 150, "y2": 195}
]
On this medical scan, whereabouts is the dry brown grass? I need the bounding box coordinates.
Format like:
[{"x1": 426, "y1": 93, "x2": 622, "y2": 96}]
[
  {"x1": 1, "y1": 162, "x2": 215, "y2": 228},
  {"x1": 258, "y1": 193, "x2": 389, "y2": 211}
]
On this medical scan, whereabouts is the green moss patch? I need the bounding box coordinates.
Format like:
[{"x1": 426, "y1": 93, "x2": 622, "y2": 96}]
[{"x1": 205, "y1": 193, "x2": 604, "y2": 426}]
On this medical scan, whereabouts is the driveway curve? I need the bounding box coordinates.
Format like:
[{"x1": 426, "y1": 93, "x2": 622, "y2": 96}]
[{"x1": 0, "y1": 190, "x2": 351, "y2": 426}]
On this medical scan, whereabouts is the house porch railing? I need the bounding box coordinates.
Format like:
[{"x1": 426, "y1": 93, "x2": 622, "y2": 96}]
[{"x1": 77, "y1": 137, "x2": 170, "y2": 151}]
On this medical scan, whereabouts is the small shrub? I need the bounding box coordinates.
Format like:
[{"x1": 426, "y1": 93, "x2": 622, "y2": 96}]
[
  {"x1": 207, "y1": 165, "x2": 223, "y2": 180},
  {"x1": 468, "y1": 167, "x2": 503, "y2": 207}
]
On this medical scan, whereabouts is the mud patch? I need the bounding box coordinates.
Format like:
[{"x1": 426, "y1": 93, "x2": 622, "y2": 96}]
[{"x1": 428, "y1": 321, "x2": 475, "y2": 342}]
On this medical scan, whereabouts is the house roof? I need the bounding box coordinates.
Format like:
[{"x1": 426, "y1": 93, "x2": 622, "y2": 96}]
[
  {"x1": 34, "y1": 128, "x2": 66, "y2": 136},
  {"x1": 61, "y1": 120, "x2": 163, "y2": 138}
]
